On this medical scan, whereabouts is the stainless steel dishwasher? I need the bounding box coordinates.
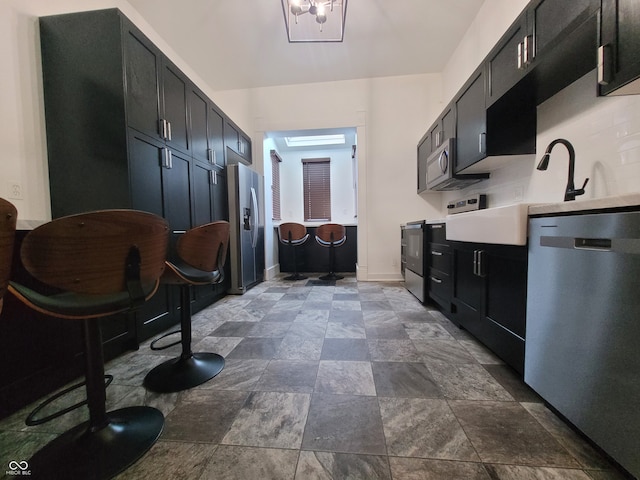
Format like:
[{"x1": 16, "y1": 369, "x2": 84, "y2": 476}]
[{"x1": 526, "y1": 211, "x2": 640, "y2": 479}]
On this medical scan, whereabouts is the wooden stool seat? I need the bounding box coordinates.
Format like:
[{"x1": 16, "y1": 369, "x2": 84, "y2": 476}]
[
  {"x1": 278, "y1": 222, "x2": 309, "y2": 280},
  {"x1": 0, "y1": 198, "x2": 17, "y2": 315},
  {"x1": 144, "y1": 221, "x2": 230, "y2": 393},
  {"x1": 7, "y1": 209, "x2": 169, "y2": 480},
  {"x1": 315, "y1": 223, "x2": 346, "y2": 281}
]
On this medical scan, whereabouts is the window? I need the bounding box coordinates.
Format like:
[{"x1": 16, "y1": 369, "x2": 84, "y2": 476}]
[
  {"x1": 271, "y1": 150, "x2": 282, "y2": 221},
  {"x1": 302, "y1": 157, "x2": 331, "y2": 221}
]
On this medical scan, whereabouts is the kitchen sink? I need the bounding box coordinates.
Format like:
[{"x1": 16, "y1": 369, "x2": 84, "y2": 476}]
[{"x1": 445, "y1": 203, "x2": 532, "y2": 245}]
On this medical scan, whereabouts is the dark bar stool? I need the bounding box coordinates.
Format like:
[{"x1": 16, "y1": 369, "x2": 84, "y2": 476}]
[
  {"x1": 278, "y1": 222, "x2": 309, "y2": 280},
  {"x1": 315, "y1": 223, "x2": 347, "y2": 281},
  {"x1": 7, "y1": 209, "x2": 169, "y2": 480},
  {"x1": 144, "y1": 220, "x2": 230, "y2": 393},
  {"x1": 0, "y1": 198, "x2": 17, "y2": 314}
]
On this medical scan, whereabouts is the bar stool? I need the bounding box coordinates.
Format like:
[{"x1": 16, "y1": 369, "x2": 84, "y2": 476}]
[
  {"x1": 0, "y1": 198, "x2": 17, "y2": 315},
  {"x1": 278, "y1": 222, "x2": 309, "y2": 281},
  {"x1": 144, "y1": 221, "x2": 230, "y2": 393},
  {"x1": 315, "y1": 223, "x2": 347, "y2": 281},
  {"x1": 7, "y1": 209, "x2": 169, "y2": 480}
]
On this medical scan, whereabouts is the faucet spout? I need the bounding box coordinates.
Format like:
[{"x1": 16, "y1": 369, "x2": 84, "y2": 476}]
[{"x1": 536, "y1": 138, "x2": 588, "y2": 202}]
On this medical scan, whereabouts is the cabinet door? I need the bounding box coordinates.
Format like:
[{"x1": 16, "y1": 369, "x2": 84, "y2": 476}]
[
  {"x1": 224, "y1": 120, "x2": 240, "y2": 155},
  {"x1": 455, "y1": 71, "x2": 486, "y2": 173},
  {"x1": 600, "y1": 0, "x2": 640, "y2": 95},
  {"x1": 487, "y1": 14, "x2": 528, "y2": 105},
  {"x1": 208, "y1": 106, "x2": 225, "y2": 168},
  {"x1": 189, "y1": 87, "x2": 209, "y2": 163},
  {"x1": 127, "y1": 130, "x2": 175, "y2": 339},
  {"x1": 417, "y1": 136, "x2": 430, "y2": 193},
  {"x1": 124, "y1": 26, "x2": 161, "y2": 140},
  {"x1": 161, "y1": 60, "x2": 190, "y2": 155},
  {"x1": 531, "y1": 0, "x2": 595, "y2": 56},
  {"x1": 240, "y1": 134, "x2": 252, "y2": 164},
  {"x1": 163, "y1": 148, "x2": 192, "y2": 257},
  {"x1": 452, "y1": 245, "x2": 484, "y2": 331}
]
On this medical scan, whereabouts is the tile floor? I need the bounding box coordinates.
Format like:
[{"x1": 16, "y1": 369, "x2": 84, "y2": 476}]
[{"x1": 0, "y1": 275, "x2": 629, "y2": 479}]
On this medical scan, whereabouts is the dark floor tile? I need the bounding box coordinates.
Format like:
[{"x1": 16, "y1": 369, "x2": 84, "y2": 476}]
[
  {"x1": 254, "y1": 360, "x2": 318, "y2": 393},
  {"x1": 333, "y1": 293, "x2": 360, "y2": 301},
  {"x1": 247, "y1": 322, "x2": 291, "y2": 338},
  {"x1": 302, "y1": 393, "x2": 386, "y2": 455},
  {"x1": 364, "y1": 324, "x2": 409, "y2": 339},
  {"x1": 389, "y1": 457, "x2": 490, "y2": 480},
  {"x1": 200, "y1": 445, "x2": 299, "y2": 480},
  {"x1": 449, "y1": 400, "x2": 581, "y2": 467},
  {"x1": 162, "y1": 389, "x2": 248, "y2": 442},
  {"x1": 484, "y1": 464, "x2": 594, "y2": 479},
  {"x1": 483, "y1": 364, "x2": 542, "y2": 402},
  {"x1": 321, "y1": 338, "x2": 370, "y2": 360},
  {"x1": 296, "y1": 451, "x2": 391, "y2": 480},
  {"x1": 265, "y1": 287, "x2": 291, "y2": 293},
  {"x1": 361, "y1": 300, "x2": 393, "y2": 311},
  {"x1": 211, "y1": 321, "x2": 256, "y2": 337},
  {"x1": 261, "y1": 311, "x2": 298, "y2": 323},
  {"x1": 226, "y1": 337, "x2": 283, "y2": 359},
  {"x1": 328, "y1": 310, "x2": 364, "y2": 324},
  {"x1": 372, "y1": 362, "x2": 443, "y2": 398}
]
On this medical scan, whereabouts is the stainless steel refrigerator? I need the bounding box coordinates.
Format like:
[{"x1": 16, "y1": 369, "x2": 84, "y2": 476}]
[{"x1": 227, "y1": 161, "x2": 264, "y2": 294}]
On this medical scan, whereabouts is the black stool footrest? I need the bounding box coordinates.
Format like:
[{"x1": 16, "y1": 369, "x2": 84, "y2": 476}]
[
  {"x1": 149, "y1": 329, "x2": 182, "y2": 351},
  {"x1": 26, "y1": 375, "x2": 114, "y2": 426},
  {"x1": 28, "y1": 406, "x2": 164, "y2": 479}
]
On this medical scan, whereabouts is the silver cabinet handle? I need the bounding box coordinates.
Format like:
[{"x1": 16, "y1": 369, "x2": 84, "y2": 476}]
[
  {"x1": 431, "y1": 251, "x2": 443, "y2": 256},
  {"x1": 523, "y1": 34, "x2": 534, "y2": 63},
  {"x1": 598, "y1": 45, "x2": 612, "y2": 86},
  {"x1": 430, "y1": 276, "x2": 443, "y2": 284},
  {"x1": 478, "y1": 133, "x2": 486, "y2": 154},
  {"x1": 431, "y1": 224, "x2": 443, "y2": 229},
  {"x1": 162, "y1": 147, "x2": 171, "y2": 168},
  {"x1": 166, "y1": 121, "x2": 172, "y2": 141},
  {"x1": 159, "y1": 119, "x2": 167, "y2": 139},
  {"x1": 517, "y1": 42, "x2": 524, "y2": 69},
  {"x1": 209, "y1": 169, "x2": 218, "y2": 185}
]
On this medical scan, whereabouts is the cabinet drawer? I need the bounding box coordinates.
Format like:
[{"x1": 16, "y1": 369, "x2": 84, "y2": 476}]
[
  {"x1": 427, "y1": 223, "x2": 446, "y2": 243},
  {"x1": 428, "y1": 246, "x2": 451, "y2": 274},
  {"x1": 428, "y1": 268, "x2": 451, "y2": 299}
]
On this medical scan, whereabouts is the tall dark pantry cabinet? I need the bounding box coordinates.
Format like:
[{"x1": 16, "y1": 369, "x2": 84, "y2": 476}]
[{"x1": 39, "y1": 9, "x2": 239, "y2": 344}]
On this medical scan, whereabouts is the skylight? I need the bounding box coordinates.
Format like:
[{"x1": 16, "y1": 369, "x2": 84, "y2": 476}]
[{"x1": 284, "y1": 134, "x2": 346, "y2": 148}]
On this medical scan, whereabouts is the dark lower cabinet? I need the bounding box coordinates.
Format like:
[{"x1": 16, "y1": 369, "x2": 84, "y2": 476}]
[
  {"x1": 450, "y1": 241, "x2": 527, "y2": 374},
  {"x1": 425, "y1": 223, "x2": 453, "y2": 314}
]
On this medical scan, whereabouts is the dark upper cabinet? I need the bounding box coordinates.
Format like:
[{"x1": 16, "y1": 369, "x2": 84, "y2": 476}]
[
  {"x1": 124, "y1": 25, "x2": 190, "y2": 155},
  {"x1": 225, "y1": 119, "x2": 252, "y2": 164},
  {"x1": 417, "y1": 132, "x2": 430, "y2": 193},
  {"x1": 429, "y1": 106, "x2": 454, "y2": 154},
  {"x1": 486, "y1": 0, "x2": 598, "y2": 107},
  {"x1": 189, "y1": 85, "x2": 226, "y2": 168},
  {"x1": 209, "y1": 105, "x2": 226, "y2": 168},
  {"x1": 599, "y1": 0, "x2": 640, "y2": 95},
  {"x1": 455, "y1": 71, "x2": 486, "y2": 172}
]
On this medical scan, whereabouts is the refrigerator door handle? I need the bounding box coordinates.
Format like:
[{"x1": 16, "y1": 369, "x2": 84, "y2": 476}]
[{"x1": 250, "y1": 186, "x2": 259, "y2": 248}]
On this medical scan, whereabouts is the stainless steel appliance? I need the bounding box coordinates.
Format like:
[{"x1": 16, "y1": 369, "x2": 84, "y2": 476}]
[
  {"x1": 526, "y1": 211, "x2": 640, "y2": 478},
  {"x1": 404, "y1": 220, "x2": 425, "y2": 302},
  {"x1": 227, "y1": 162, "x2": 264, "y2": 294},
  {"x1": 426, "y1": 139, "x2": 489, "y2": 191}
]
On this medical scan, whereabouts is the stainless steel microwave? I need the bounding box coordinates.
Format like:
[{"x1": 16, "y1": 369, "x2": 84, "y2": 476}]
[{"x1": 426, "y1": 138, "x2": 489, "y2": 191}]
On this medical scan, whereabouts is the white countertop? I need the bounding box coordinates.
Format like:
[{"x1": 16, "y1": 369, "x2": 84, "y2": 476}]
[{"x1": 528, "y1": 193, "x2": 640, "y2": 216}]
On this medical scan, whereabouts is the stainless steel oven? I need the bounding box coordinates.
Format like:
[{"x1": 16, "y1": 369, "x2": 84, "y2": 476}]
[{"x1": 404, "y1": 220, "x2": 425, "y2": 302}]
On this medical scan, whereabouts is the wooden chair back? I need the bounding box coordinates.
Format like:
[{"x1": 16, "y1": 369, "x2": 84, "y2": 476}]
[
  {"x1": 0, "y1": 198, "x2": 17, "y2": 312},
  {"x1": 20, "y1": 210, "x2": 168, "y2": 295},
  {"x1": 315, "y1": 223, "x2": 346, "y2": 244},
  {"x1": 278, "y1": 222, "x2": 307, "y2": 243},
  {"x1": 176, "y1": 221, "x2": 230, "y2": 273}
]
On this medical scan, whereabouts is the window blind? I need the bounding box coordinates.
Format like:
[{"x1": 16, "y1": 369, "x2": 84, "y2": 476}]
[
  {"x1": 271, "y1": 150, "x2": 282, "y2": 221},
  {"x1": 302, "y1": 158, "x2": 331, "y2": 222}
]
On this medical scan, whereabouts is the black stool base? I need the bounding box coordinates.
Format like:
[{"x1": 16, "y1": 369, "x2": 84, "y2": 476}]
[
  {"x1": 144, "y1": 353, "x2": 225, "y2": 393},
  {"x1": 28, "y1": 406, "x2": 163, "y2": 480},
  {"x1": 319, "y1": 272, "x2": 344, "y2": 281},
  {"x1": 283, "y1": 273, "x2": 307, "y2": 281}
]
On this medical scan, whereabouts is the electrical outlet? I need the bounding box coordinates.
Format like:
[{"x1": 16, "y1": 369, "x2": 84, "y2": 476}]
[{"x1": 7, "y1": 181, "x2": 23, "y2": 200}]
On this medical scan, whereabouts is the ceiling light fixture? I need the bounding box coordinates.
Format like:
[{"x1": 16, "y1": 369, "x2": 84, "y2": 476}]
[{"x1": 281, "y1": 0, "x2": 347, "y2": 43}]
